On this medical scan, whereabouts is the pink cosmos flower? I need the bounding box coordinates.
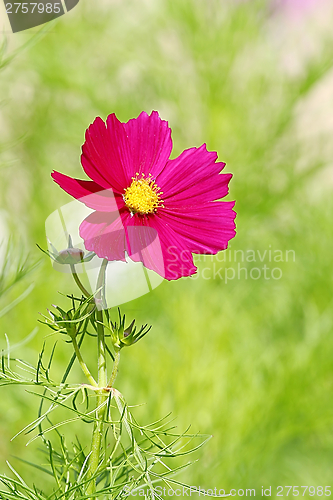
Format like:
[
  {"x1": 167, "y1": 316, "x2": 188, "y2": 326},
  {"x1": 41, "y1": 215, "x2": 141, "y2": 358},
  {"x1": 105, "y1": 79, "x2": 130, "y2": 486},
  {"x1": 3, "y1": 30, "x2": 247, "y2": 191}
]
[{"x1": 52, "y1": 111, "x2": 236, "y2": 280}]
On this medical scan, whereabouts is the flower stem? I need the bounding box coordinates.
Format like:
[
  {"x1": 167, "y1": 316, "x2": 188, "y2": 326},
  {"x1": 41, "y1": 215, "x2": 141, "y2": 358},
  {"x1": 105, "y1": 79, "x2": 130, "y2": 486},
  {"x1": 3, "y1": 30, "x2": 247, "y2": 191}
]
[
  {"x1": 96, "y1": 259, "x2": 108, "y2": 387},
  {"x1": 72, "y1": 337, "x2": 98, "y2": 387},
  {"x1": 87, "y1": 259, "x2": 108, "y2": 498},
  {"x1": 70, "y1": 264, "x2": 91, "y2": 298},
  {"x1": 107, "y1": 348, "x2": 120, "y2": 388},
  {"x1": 86, "y1": 392, "x2": 107, "y2": 497}
]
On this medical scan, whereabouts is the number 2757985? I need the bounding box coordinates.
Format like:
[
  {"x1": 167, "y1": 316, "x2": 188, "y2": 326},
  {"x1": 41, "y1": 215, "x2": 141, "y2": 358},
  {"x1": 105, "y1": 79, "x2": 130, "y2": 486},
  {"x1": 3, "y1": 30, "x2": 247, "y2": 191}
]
[
  {"x1": 276, "y1": 486, "x2": 331, "y2": 497},
  {"x1": 5, "y1": 3, "x2": 62, "y2": 14}
]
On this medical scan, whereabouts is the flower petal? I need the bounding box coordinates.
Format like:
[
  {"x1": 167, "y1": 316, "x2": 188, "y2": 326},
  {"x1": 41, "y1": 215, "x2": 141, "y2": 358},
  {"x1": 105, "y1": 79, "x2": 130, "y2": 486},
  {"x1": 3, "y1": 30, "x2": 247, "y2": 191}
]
[
  {"x1": 81, "y1": 115, "x2": 132, "y2": 193},
  {"x1": 123, "y1": 111, "x2": 172, "y2": 179},
  {"x1": 125, "y1": 215, "x2": 197, "y2": 280},
  {"x1": 165, "y1": 173, "x2": 232, "y2": 206},
  {"x1": 125, "y1": 224, "x2": 166, "y2": 279},
  {"x1": 79, "y1": 210, "x2": 130, "y2": 262},
  {"x1": 51, "y1": 171, "x2": 124, "y2": 212},
  {"x1": 157, "y1": 144, "x2": 223, "y2": 198},
  {"x1": 159, "y1": 202, "x2": 236, "y2": 254}
]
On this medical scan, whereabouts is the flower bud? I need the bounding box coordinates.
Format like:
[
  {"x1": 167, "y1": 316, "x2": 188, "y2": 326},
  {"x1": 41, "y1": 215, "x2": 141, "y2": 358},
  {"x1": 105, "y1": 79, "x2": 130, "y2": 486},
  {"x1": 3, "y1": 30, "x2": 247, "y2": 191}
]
[
  {"x1": 48, "y1": 304, "x2": 77, "y2": 339},
  {"x1": 110, "y1": 310, "x2": 151, "y2": 349},
  {"x1": 37, "y1": 235, "x2": 96, "y2": 267},
  {"x1": 123, "y1": 320, "x2": 135, "y2": 338},
  {"x1": 56, "y1": 248, "x2": 85, "y2": 265}
]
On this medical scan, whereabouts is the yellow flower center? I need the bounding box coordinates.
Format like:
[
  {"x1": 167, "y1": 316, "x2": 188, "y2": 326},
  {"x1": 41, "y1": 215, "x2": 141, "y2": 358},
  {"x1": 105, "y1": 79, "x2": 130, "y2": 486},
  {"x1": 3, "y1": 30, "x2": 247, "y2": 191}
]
[{"x1": 123, "y1": 173, "x2": 164, "y2": 215}]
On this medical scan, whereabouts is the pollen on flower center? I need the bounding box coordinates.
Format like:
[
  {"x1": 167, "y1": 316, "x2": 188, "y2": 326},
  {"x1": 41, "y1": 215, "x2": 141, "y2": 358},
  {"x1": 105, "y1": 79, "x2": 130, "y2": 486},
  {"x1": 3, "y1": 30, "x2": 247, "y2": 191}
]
[{"x1": 123, "y1": 173, "x2": 164, "y2": 214}]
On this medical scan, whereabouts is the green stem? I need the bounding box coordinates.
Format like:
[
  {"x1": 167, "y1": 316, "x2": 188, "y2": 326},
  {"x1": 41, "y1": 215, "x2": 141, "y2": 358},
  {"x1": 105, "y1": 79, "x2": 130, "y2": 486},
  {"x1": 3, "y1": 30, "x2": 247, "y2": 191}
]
[
  {"x1": 70, "y1": 264, "x2": 91, "y2": 298},
  {"x1": 107, "y1": 349, "x2": 120, "y2": 388},
  {"x1": 87, "y1": 259, "x2": 108, "y2": 498},
  {"x1": 86, "y1": 393, "x2": 107, "y2": 497},
  {"x1": 96, "y1": 259, "x2": 108, "y2": 387},
  {"x1": 72, "y1": 337, "x2": 98, "y2": 387}
]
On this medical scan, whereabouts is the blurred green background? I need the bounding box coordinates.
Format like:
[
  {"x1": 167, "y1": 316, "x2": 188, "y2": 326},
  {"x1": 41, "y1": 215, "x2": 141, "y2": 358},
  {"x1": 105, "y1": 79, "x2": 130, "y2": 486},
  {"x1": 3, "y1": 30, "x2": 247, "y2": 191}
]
[{"x1": 1, "y1": 0, "x2": 333, "y2": 496}]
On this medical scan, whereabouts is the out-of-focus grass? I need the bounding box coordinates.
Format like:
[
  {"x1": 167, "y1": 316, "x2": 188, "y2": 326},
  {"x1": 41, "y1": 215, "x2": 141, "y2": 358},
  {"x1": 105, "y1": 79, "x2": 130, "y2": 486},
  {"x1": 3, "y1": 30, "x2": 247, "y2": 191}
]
[{"x1": 0, "y1": 0, "x2": 333, "y2": 495}]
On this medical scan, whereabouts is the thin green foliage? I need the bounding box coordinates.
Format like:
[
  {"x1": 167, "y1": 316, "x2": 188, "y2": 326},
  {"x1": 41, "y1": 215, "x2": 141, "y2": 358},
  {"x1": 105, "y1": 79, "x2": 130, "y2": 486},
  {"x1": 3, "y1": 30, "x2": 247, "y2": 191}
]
[
  {"x1": 0, "y1": 239, "x2": 38, "y2": 301},
  {"x1": 0, "y1": 292, "x2": 208, "y2": 499}
]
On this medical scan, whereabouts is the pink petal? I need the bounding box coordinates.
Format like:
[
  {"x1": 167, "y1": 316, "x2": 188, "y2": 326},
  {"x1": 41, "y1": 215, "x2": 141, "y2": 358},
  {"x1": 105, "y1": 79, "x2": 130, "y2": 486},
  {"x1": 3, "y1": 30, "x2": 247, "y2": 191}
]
[
  {"x1": 52, "y1": 171, "x2": 124, "y2": 212},
  {"x1": 123, "y1": 111, "x2": 172, "y2": 179},
  {"x1": 159, "y1": 202, "x2": 236, "y2": 254},
  {"x1": 79, "y1": 210, "x2": 131, "y2": 262},
  {"x1": 157, "y1": 144, "x2": 223, "y2": 198},
  {"x1": 125, "y1": 215, "x2": 197, "y2": 280},
  {"x1": 125, "y1": 224, "x2": 166, "y2": 279},
  {"x1": 165, "y1": 173, "x2": 232, "y2": 206},
  {"x1": 81, "y1": 115, "x2": 132, "y2": 193}
]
